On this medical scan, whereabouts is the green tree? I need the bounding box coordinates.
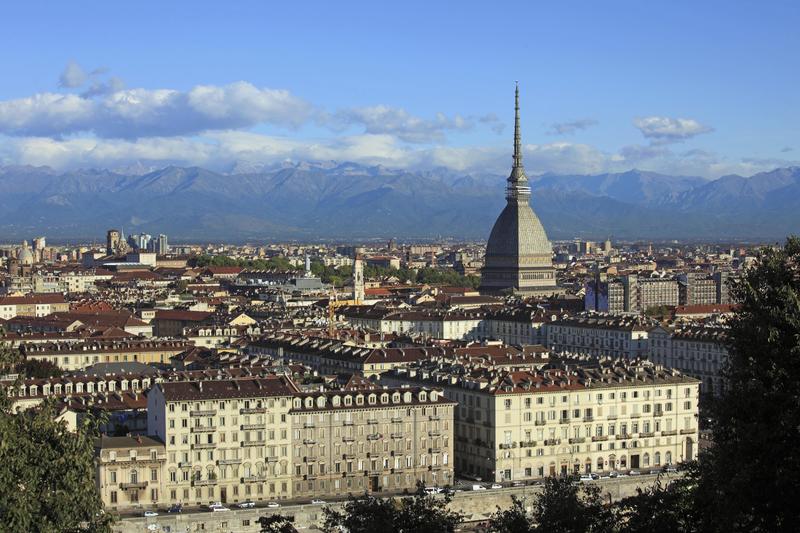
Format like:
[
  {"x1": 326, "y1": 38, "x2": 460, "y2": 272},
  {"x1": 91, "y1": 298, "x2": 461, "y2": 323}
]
[
  {"x1": 487, "y1": 495, "x2": 535, "y2": 533},
  {"x1": 15, "y1": 358, "x2": 63, "y2": 379},
  {"x1": 613, "y1": 474, "x2": 698, "y2": 533},
  {"x1": 0, "y1": 341, "x2": 111, "y2": 532},
  {"x1": 529, "y1": 476, "x2": 613, "y2": 533},
  {"x1": 693, "y1": 237, "x2": 800, "y2": 532},
  {"x1": 322, "y1": 485, "x2": 463, "y2": 533},
  {"x1": 321, "y1": 493, "x2": 397, "y2": 533},
  {"x1": 258, "y1": 513, "x2": 297, "y2": 533}
]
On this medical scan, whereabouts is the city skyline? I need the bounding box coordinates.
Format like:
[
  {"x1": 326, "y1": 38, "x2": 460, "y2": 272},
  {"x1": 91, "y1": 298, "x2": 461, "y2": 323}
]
[{"x1": 0, "y1": 1, "x2": 798, "y2": 177}]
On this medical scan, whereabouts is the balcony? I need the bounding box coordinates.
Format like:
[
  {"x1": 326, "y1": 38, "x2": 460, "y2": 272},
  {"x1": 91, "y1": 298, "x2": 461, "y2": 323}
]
[
  {"x1": 342, "y1": 436, "x2": 355, "y2": 442},
  {"x1": 304, "y1": 456, "x2": 317, "y2": 462},
  {"x1": 653, "y1": 411, "x2": 664, "y2": 417},
  {"x1": 178, "y1": 461, "x2": 192, "y2": 468},
  {"x1": 267, "y1": 456, "x2": 280, "y2": 462},
  {"x1": 303, "y1": 439, "x2": 316, "y2": 445},
  {"x1": 639, "y1": 432, "x2": 655, "y2": 438},
  {"x1": 544, "y1": 439, "x2": 560, "y2": 446},
  {"x1": 192, "y1": 478, "x2": 218, "y2": 487},
  {"x1": 583, "y1": 416, "x2": 594, "y2": 422},
  {"x1": 343, "y1": 420, "x2": 354, "y2": 426},
  {"x1": 607, "y1": 415, "x2": 618, "y2": 420},
  {"x1": 429, "y1": 415, "x2": 440, "y2": 421},
  {"x1": 191, "y1": 442, "x2": 216, "y2": 450},
  {"x1": 241, "y1": 440, "x2": 266, "y2": 447},
  {"x1": 366, "y1": 434, "x2": 381, "y2": 441},
  {"x1": 391, "y1": 433, "x2": 404, "y2": 439},
  {"x1": 661, "y1": 430, "x2": 678, "y2": 436},
  {"x1": 680, "y1": 428, "x2": 695, "y2": 435},
  {"x1": 499, "y1": 442, "x2": 517, "y2": 450},
  {"x1": 391, "y1": 417, "x2": 403, "y2": 423},
  {"x1": 304, "y1": 422, "x2": 316, "y2": 428},
  {"x1": 367, "y1": 419, "x2": 379, "y2": 425},
  {"x1": 519, "y1": 441, "x2": 537, "y2": 448},
  {"x1": 241, "y1": 475, "x2": 268, "y2": 483},
  {"x1": 240, "y1": 424, "x2": 263, "y2": 430},
  {"x1": 429, "y1": 447, "x2": 441, "y2": 453},
  {"x1": 191, "y1": 426, "x2": 216, "y2": 433},
  {"x1": 559, "y1": 418, "x2": 570, "y2": 425},
  {"x1": 630, "y1": 413, "x2": 641, "y2": 419},
  {"x1": 240, "y1": 407, "x2": 266, "y2": 414},
  {"x1": 428, "y1": 431, "x2": 441, "y2": 437},
  {"x1": 591, "y1": 435, "x2": 608, "y2": 442},
  {"x1": 217, "y1": 458, "x2": 242, "y2": 465},
  {"x1": 568, "y1": 437, "x2": 586, "y2": 444},
  {"x1": 119, "y1": 481, "x2": 147, "y2": 490},
  {"x1": 534, "y1": 420, "x2": 546, "y2": 426},
  {"x1": 343, "y1": 454, "x2": 356, "y2": 460}
]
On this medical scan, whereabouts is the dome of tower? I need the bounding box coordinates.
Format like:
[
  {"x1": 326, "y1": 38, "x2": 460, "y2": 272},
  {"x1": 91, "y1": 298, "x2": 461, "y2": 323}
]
[
  {"x1": 485, "y1": 201, "x2": 552, "y2": 258},
  {"x1": 18, "y1": 240, "x2": 34, "y2": 266}
]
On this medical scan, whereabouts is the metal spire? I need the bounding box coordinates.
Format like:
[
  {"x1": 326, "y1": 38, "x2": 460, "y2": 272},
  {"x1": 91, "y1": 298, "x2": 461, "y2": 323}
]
[
  {"x1": 507, "y1": 82, "x2": 529, "y2": 197},
  {"x1": 513, "y1": 81, "x2": 523, "y2": 170}
]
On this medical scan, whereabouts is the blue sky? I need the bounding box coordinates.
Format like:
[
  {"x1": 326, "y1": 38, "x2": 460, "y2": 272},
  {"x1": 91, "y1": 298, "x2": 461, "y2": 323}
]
[{"x1": 0, "y1": 0, "x2": 797, "y2": 177}]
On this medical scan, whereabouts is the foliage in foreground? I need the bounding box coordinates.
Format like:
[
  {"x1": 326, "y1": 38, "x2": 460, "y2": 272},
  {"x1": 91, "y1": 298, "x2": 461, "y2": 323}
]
[
  {"x1": 0, "y1": 340, "x2": 111, "y2": 533},
  {"x1": 321, "y1": 484, "x2": 464, "y2": 533}
]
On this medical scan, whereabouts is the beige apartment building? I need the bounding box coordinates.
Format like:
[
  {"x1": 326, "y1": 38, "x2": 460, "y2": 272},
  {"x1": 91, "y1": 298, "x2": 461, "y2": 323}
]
[
  {"x1": 382, "y1": 358, "x2": 700, "y2": 483},
  {"x1": 146, "y1": 376, "x2": 298, "y2": 508},
  {"x1": 94, "y1": 436, "x2": 167, "y2": 510},
  {"x1": 289, "y1": 388, "x2": 455, "y2": 499},
  {"x1": 21, "y1": 339, "x2": 192, "y2": 371},
  {"x1": 100, "y1": 375, "x2": 457, "y2": 513}
]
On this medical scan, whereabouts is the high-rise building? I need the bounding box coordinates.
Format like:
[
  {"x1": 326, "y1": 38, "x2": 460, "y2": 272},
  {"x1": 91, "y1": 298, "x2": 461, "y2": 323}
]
[
  {"x1": 157, "y1": 234, "x2": 169, "y2": 255},
  {"x1": 480, "y1": 84, "x2": 559, "y2": 296}
]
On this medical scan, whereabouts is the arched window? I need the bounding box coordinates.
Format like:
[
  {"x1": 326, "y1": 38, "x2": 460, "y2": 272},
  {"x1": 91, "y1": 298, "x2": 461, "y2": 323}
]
[
  {"x1": 665, "y1": 451, "x2": 673, "y2": 465},
  {"x1": 643, "y1": 453, "x2": 650, "y2": 467},
  {"x1": 655, "y1": 452, "x2": 661, "y2": 466}
]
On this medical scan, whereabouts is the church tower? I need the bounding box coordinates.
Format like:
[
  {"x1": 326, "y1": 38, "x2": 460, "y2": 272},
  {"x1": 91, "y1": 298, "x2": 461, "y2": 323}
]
[{"x1": 479, "y1": 84, "x2": 560, "y2": 296}]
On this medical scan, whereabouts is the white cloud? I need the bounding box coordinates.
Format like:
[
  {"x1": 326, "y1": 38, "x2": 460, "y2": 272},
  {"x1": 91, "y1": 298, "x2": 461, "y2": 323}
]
[
  {"x1": 323, "y1": 105, "x2": 473, "y2": 143},
  {"x1": 547, "y1": 118, "x2": 598, "y2": 135},
  {"x1": 58, "y1": 61, "x2": 87, "y2": 88},
  {"x1": 0, "y1": 82, "x2": 313, "y2": 138},
  {"x1": 633, "y1": 116, "x2": 713, "y2": 144}
]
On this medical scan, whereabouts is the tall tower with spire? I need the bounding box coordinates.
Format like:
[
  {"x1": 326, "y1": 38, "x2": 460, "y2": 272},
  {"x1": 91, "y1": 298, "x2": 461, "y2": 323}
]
[{"x1": 479, "y1": 83, "x2": 560, "y2": 296}]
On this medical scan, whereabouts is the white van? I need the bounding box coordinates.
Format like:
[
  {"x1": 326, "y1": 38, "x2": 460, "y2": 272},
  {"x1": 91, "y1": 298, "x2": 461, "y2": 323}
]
[{"x1": 423, "y1": 487, "x2": 443, "y2": 495}]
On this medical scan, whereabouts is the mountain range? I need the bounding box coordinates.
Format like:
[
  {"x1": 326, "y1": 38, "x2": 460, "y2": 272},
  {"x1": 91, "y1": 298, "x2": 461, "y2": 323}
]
[{"x1": 0, "y1": 163, "x2": 798, "y2": 242}]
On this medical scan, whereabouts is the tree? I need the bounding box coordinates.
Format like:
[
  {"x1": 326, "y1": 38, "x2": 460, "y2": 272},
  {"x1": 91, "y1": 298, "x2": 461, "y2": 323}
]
[
  {"x1": 693, "y1": 237, "x2": 800, "y2": 532},
  {"x1": 487, "y1": 495, "x2": 535, "y2": 533},
  {"x1": 258, "y1": 513, "x2": 297, "y2": 533},
  {"x1": 0, "y1": 341, "x2": 112, "y2": 532},
  {"x1": 15, "y1": 358, "x2": 63, "y2": 379},
  {"x1": 613, "y1": 474, "x2": 698, "y2": 533},
  {"x1": 322, "y1": 485, "x2": 463, "y2": 533},
  {"x1": 529, "y1": 476, "x2": 613, "y2": 533},
  {"x1": 321, "y1": 492, "x2": 397, "y2": 533}
]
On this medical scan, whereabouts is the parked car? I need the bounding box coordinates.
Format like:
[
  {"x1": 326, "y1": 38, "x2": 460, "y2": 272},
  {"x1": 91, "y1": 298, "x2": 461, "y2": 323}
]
[
  {"x1": 629, "y1": 470, "x2": 641, "y2": 476},
  {"x1": 490, "y1": 483, "x2": 503, "y2": 489},
  {"x1": 472, "y1": 484, "x2": 487, "y2": 491},
  {"x1": 311, "y1": 499, "x2": 326, "y2": 505},
  {"x1": 167, "y1": 504, "x2": 183, "y2": 513},
  {"x1": 144, "y1": 510, "x2": 158, "y2": 517},
  {"x1": 663, "y1": 465, "x2": 678, "y2": 473},
  {"x1": 207, "y1": 502, "x2": 229, "y2": 512},
  {"x1": 512, "y1": 481, "x2": 525, "y2": 487},
  {"x1": 238, "y1": 500, "x2": 255, "y2": 509},
  {"x1": 423, "y1": 486, "x2": 443, "y2": 495},
  {"x1": 267, "y1": 501, "x2": 281, "y2": 508},
  {"x1": 579, "y1": 474, "x2": 594, "y2": 482}
]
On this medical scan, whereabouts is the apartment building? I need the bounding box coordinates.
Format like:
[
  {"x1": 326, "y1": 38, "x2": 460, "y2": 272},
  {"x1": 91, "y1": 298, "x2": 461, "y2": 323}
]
[
  {"x1": 484, "y1": 305, "x2": 550, "y2": 345},
  {"x1": 93, "y1": 375, "x2": 457, "y2": 512},
  {"x1": 21, "y1": 339, "x2": 192, "y2": 371},
  {"x1": 289, "y1": 387, "x2": 455, "y2": 499},
  {"x1": 382, "y1": 358, "x2": 700, "y2": 483},
  {"x1": 94, "y1": 436, "x2": 167, "y2": 511},
  {"x1": 649, "y1": 324, "x2": 729, "y2": 395},
  {"x1": 544, "y1": 313, "x2": 655, "y2": 359},
  {"x1": 0, "y1": 293, "x2": 69, "y2": 320},
  {"x1": 340, "y1": 307, "x2": 487, "y2": 341},
  {"x1": 146, "y1": 376, "x2": 298, "y2": 508}
]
